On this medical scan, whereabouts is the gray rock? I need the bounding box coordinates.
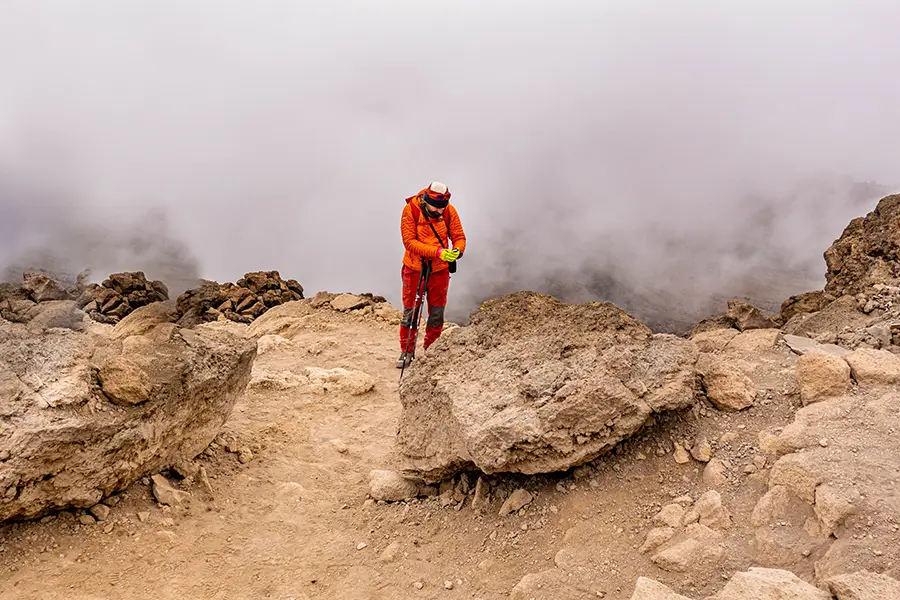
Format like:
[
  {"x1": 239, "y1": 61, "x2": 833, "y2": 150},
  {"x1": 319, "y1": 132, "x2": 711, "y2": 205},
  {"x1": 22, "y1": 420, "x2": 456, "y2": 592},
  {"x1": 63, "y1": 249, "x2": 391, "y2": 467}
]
[{"x1": 784, "y1": 334, "x2": 852, "y2": 357}]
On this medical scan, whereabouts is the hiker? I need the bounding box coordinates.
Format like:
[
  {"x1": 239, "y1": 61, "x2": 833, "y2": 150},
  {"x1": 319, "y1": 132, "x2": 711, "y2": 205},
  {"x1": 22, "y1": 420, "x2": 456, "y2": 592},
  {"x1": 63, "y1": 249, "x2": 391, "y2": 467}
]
[{"x1": 397, "y1": 181, "x2": 467, "y2": 368}]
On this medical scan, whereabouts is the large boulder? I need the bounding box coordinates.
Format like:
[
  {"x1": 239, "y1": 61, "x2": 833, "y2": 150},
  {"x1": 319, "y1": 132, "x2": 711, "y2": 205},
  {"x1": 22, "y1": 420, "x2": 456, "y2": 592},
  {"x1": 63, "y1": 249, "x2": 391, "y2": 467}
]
[
  {"x1": 0, "y1": 310, "x2": 256, "y2": 524},
  {"x1": 824, "y1": 194, "x2": 900, "y2": 298},
  {"x1": 396, "y1": 292, "x2": 699, "y2": 482}
]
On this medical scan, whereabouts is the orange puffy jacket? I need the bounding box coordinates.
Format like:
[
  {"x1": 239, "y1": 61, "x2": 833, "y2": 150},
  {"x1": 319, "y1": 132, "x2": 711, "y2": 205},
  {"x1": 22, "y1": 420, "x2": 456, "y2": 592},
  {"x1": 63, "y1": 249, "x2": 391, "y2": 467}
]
[{"x1": 401, "y1": 195, "x2": 467, "y2": 273}]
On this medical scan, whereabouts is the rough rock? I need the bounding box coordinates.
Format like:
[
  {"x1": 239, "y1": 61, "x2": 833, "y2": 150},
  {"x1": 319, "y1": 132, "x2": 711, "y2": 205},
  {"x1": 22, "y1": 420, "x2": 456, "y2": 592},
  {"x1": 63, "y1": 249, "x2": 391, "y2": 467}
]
[
  {"x1": 780, "y1": 291, "x2": 834, "y2": 324},
  {"x1": 783, "y1": 334, "x2": 851, "y2": 358},
  {"x1": 151, "y1": 474, "x2": 190, "y2": 506},
  {"x1": 690, "y1": 436, "x2": 712, "y2": 462},
  {"x1": 368, "y1": 470, "x2": 421, "y2": 502},
  {"x1": 683, "y1": 490, "x2": 731, "y2": 530},
  {"x1": 727, "y1": 299, "x2": 778, "y2": 331},
  {"x1": 710, "y1": 567, "x2": 830, "y2": 599},
  {"x1": 653, "y1": 504, "x2": 686, "y2": 528},
  {"x1": 796, "y1": 351, "x2": 851, "y2": 405},
  {"x1": 750, "y1": 485, "x2": 828, "y2": 566},
  {"x1": 629, "y1": 577, "x2": 694, "y2": 600},
  {"x1": 639, "y1": 527, "x2": 676, "y2": 555},
  {"x1": 0, "y1": 316, "x2": 256, "y2": 523},
  {"x1": 725, "y1": 329, "x2": 781, "y2": 354},
  {"x1": 78, "y1": 271, "x2": 170, "y2": 325},
  {"x1": 702, "y1": 458, "x2": 729, "y2": 487},
  {"x1": 763, "y1": 391, "x2": 900, "y2": 583},
  {"x1": 499, "y1": 489, "x2": 533, "y2": 516},
  {"x1": 824, "y1": 194, "x2": 900, "y2": 298},
  {"x1": 175, "y1": 271, "x2": 303, "y2": 327},
  {"x1": 782, "y1": 296, "x2": 874, "y2": 342},
  {"x1": 690, "y1": 329, "x2": 739, "y2": 353},
  {"x1": 22, "y1": 271, "x2": 72, "y2": 303},
  {"x1": 698, "y1": 356, "x2": 755, "y2": 411},
  {"x1": 826, "y1": 570, "x2": 900, "y2": 600},
  {"x1": 673, "y1": 442, "x2": 691, "y2": 464},
  {"x1": 844, "y1": 348, "x2": 900, "y2": 385},
  {"x1": 650, "y1": 523, "x2": 724, "y2": 573},
  {"x1": 396, "y1": 292, "x2": 700, "y2": 481},
  {"x1": 330, "y1": 294, "x2": 369, "y2": 312}
]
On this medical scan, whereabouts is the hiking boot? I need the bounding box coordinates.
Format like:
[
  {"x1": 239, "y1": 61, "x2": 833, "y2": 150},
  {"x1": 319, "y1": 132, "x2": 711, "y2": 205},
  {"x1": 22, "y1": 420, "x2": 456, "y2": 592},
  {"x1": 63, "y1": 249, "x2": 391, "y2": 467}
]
[{"x1": 396, "y1": 352, "x2": 414, "y2": 369}]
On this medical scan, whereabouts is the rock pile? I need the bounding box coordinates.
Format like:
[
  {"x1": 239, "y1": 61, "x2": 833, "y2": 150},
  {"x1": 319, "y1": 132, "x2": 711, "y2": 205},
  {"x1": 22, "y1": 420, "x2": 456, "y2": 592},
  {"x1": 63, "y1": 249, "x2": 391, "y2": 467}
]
[
  {"x1": 78, "y1": 271, "x2": 170, "y2": 324},
  {"x1": 174, "y1": 271, "x2": 304, "y2": 326},
  {"x1": 0, "y1": 303, "x2": 257, "y2": 524},
  {"x1": 397, "y1": 291, "x2": 700, "y2": 482},
  {"x1": 1, "y1": 270, "x2": 169, "y2": 326}
]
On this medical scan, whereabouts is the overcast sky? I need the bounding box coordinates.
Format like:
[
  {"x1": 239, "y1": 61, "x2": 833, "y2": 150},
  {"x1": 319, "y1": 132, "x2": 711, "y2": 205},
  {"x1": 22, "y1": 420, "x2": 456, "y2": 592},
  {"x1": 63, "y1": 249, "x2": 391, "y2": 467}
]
[{"x1": 2, "y1": 1, "x2": 899, "y2": 327}]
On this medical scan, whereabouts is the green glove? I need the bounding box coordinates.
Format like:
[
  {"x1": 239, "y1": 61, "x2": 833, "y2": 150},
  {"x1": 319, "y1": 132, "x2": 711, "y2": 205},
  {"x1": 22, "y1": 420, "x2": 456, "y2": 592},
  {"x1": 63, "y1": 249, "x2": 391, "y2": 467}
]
[{"x1": 439, "y1": 248, "x2": 460, "y2": 262}]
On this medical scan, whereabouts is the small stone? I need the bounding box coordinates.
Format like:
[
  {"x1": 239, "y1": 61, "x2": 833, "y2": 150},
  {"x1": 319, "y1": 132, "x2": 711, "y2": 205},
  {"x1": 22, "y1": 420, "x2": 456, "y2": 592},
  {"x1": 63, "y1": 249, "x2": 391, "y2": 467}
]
[
  {"x1": 79, "y1": 514, "x2": 96, "y2": 525},
  {"x1": 819, "y1": 439, "x2": 829, "y2": 448},
  {"x1": 444, "y1": 581, "x2": 454, "y2": 590},
  {"x1": 151, "y1": 474, "x2": 190, "y2": 506},
  {"x1": 499, "y1": 489, "x2": 533, "y2": 516},
  {"x1": 673, "y1": 443, "x2": 691, "y2": 464},
  {"x1": 357, "y1": 542, "x2": 368, "y2": 550},
  {"x1": 690, "y1": 437, "x2": 712, "y2": 463},
  {"x1": 413, "y1": 582, "x2": 424, "y2": 590},
  {"x1": 238, "y1": 447, "x2": 253, "y2": 464},
  {"x1": 137, "y1": 511, "x2": 150, "y2": 523},
  {"x1": 89, "y1": 504, "x2": 111, "y2": 522}
]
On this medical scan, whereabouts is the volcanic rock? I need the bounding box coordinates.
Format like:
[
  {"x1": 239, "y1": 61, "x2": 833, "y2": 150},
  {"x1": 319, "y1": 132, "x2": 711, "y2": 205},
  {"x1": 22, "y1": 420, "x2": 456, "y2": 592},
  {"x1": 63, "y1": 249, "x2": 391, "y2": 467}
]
[
  {"x1": 396, "y1": 292, "x2": 699, "y2": 481},
  {"x1": 0, "y1": 313, "x2": 256, "y2": 524}
]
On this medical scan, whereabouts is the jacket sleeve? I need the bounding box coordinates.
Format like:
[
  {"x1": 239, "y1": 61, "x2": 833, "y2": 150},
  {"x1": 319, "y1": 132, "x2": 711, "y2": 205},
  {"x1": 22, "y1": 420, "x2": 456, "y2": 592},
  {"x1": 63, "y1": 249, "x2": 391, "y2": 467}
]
[
  {"x1": 447, "y1": 205, "x2": 467, "y2": 256},
  {"x1": 401, "y1": 204, "x2": 442, "y2": 259}
]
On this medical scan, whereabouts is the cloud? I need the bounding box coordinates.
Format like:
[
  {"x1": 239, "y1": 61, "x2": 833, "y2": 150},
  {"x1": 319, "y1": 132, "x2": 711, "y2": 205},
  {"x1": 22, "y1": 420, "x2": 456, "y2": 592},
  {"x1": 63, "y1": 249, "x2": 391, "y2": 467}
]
[{"x1": 1, "y1": 1, "x2": 898, "y2": 329}]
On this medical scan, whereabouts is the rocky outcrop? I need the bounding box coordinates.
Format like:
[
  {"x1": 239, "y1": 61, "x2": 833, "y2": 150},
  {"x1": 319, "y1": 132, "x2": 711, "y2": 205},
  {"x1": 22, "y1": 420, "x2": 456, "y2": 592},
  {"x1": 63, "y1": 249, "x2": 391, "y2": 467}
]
[
  {"x1": 0, "y1": 303, "x2": 257, "y2": 524},
  {"x1": 780, "y1": 291, "x2": 834, "y2": 324},
  {"x1": 396, "y1": 292, "x2": 700, "y2": 482},
  {"x1": 757, "y1": 389, "x2": 900, "y2": 584},
  {"x1": 824, "y1": 194, "x2": 900, "y2": 299},
  {"x1": 175, "y1": 271, "x2": 304, "y2": 326}
]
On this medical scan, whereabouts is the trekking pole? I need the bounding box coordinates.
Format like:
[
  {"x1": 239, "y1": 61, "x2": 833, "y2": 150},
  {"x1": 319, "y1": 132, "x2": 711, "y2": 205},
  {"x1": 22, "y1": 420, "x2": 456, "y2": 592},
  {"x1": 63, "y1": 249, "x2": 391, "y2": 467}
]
[{"x1": 400, "y1": 260, "x2": 432, "y2": 382}]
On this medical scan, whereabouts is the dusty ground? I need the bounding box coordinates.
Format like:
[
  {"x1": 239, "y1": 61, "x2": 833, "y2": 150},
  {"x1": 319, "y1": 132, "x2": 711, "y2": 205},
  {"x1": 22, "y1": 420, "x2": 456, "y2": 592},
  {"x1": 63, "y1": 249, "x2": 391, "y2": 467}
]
[{"x1": 0, "y1": 304, "x2": 868, "y2": 599}]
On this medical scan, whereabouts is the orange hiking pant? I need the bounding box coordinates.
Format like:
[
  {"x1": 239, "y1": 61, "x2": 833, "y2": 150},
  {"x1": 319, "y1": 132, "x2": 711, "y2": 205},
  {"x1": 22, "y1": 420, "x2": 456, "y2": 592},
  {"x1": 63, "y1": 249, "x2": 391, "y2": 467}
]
[{"x1": 399, "y1": 264, "x2": 450, "y2": 353}]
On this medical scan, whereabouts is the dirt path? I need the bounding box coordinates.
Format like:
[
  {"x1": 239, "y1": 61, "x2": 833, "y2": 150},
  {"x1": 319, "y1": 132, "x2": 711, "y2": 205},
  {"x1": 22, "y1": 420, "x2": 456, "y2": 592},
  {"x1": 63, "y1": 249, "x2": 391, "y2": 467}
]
[{"x1": 0, "y1": 306, "x2": 812, "y2": 599}]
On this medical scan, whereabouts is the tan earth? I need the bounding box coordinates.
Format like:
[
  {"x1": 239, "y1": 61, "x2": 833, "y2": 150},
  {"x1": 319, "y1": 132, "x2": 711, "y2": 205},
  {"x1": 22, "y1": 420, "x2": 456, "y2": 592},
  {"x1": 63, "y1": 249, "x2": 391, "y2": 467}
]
[{"x1": 2, "y1": 294, "x2": 894, "y2": 600}]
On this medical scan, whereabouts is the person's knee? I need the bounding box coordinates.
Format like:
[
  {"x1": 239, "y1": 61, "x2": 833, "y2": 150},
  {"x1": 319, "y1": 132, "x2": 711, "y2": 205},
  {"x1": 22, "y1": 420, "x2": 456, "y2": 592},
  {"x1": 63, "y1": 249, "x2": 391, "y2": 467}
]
[
  {"x1": 401, "y1": 308, "x2": 415, "y2": 328},
  {"x1": 427, "y1": 305, "x2": 445, "y2": 329}
]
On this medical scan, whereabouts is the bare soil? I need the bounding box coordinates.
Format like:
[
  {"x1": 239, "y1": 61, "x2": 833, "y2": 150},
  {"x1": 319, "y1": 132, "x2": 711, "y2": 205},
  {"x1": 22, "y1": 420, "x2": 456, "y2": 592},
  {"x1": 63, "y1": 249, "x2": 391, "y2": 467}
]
[{"x1": 0, "y1": 307, "x2": 873, "y2": 599}]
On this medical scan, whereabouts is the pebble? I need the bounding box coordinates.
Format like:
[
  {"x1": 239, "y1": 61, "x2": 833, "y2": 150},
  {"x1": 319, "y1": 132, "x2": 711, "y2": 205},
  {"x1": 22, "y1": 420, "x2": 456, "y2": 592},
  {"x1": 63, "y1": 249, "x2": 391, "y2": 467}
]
[
  {"x1": 819, "y1": 439, "x2": 829, "y2": 448},
  {"x1": 357, "y1": 542, "x2": 368, "y2": 550},
  {"x1": 413, "y1": 582, "x2": 424, "y2": 590},
  {"x1": 444, "y1": 581, "x2": 454, "y2": 590}
]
